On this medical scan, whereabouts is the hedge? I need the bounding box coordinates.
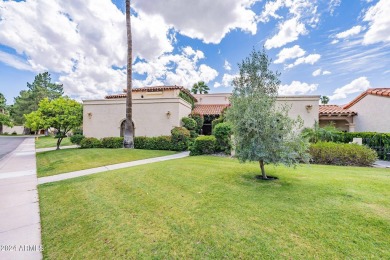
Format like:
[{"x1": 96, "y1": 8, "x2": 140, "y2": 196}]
[
  {"x1": 332, "y1": 132, "x2": 390, "y2": 160},
  {"x1": 101, "y1": 137, "x2": 123, "y2": 148},
  {"x1": 171, "y1": 127, "x2": 190, "y2": 151},
  {"x1": 190, "y1": 135, "x2": 216, "y2": 156},
  {"x1": 309, "y1": 142, "x2": 377, "y2": 166},
  {"x1": 181, "y1": 117, "x2": 197, "y2": 131},
  {"x1": 70, "y1": 134, "x2": 85, "y2": 145},
  {"x1": 213, "y1": 122, "x2": 232, "y2": 154},
  {"x1": 80, "y1": 137, "x2": 102, "y2": 148},
  {"x1": 134, "y1": 136, "x2": 172, "y2": 150}
]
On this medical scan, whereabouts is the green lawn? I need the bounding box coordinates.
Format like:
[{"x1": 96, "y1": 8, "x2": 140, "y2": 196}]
[
  {"x1": 37, "y1": 148, "x2": 177, "y2": 177},
  {"x1": 35, "y1": 136, "x2": 73, "y2": 149},
  {"x1": 38, "y1": 156, "x2": 390, "y2": 259}
]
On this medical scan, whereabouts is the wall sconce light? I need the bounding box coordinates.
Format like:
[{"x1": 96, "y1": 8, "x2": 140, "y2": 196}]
[
  {"x1": 88, "y1": 112, "x2": 93, "y2": 119},
  {"x1": 166, "y1": 111, "x2": 171, "y2": 119},
  {"x1": 305, "y1": 105, "x2": 313, "y2": 113}
]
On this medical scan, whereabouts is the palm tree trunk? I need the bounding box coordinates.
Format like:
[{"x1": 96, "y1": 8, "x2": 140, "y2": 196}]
[
  {"x1": 259, "y1": 160, "x2": 267, "y2": 179},
  {"x1": 124, "y1": 0, "x2": 134, "y2": 148}
]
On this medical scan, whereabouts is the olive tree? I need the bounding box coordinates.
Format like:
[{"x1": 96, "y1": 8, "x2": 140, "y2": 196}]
[{"x1": 226, "y1": 49, "x2": 310, "y2": 179}]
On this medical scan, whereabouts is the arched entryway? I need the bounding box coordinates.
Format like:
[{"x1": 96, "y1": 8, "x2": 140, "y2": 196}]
[{"x1": 120, "y1": 120, "x2": 135, "y2": 137}]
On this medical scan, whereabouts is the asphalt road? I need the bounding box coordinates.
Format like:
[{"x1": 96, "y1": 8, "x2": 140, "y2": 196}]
[{"x1": 0, "y1": 137, "x2": 27, "y2": 160}]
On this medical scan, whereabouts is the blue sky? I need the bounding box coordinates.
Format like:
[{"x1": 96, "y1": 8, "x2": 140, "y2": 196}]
[{"x1": 0, "y1": 0, "x2": 389, "y2": 105}]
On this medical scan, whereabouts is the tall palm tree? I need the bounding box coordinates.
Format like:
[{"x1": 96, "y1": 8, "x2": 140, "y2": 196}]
[
  {"x1": 123, "y1": 0, "x2": 134, "y2": 148},
  {"x1": 320, "y1": 96, "x2": 329, "y2": 105},
  {"x1": 191, "y1": 81, "x2": 210, "y2": 94}
]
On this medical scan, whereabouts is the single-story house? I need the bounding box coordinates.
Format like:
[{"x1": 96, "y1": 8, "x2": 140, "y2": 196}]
[
  {"x1": 83, "y1": 86, "x2": 320, "y2": 138},
  {"x1": 318, "y1": 88, "x2": 390, "y2": 133}
]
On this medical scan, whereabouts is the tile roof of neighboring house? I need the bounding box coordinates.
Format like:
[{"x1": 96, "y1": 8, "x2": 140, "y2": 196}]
[
  {"x1": 105, "y1": 86, "x2": 196, "y2": 101},
  {"x1": 344, "y1": 88, "x2": 390, "y2": 109},
  {"x1": 319, "y1": 105, "x2": 357, "y2": 116},
  {"x1": 192, "y1": 104, "x2": 230, "y2": 115}
]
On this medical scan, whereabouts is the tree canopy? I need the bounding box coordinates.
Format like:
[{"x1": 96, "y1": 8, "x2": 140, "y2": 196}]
[
  {"x1": 191, "y1": 81, "x2": 210, "y2": 94},
  {"x1": 226, "y1": 49, "x2": 310, "y2": 179},
  {"x1": 11, "y1": 72, "x2": 63, "y2": 124},
  {"x1": 24, "y1": 97, "x2": 82, "y2": 149},
  {"x1": 320, "y1": 96, "x2": 329, "y2": 104},
  {"x1": 0, "y1": 93, "x2": 13, "y2": 134}
]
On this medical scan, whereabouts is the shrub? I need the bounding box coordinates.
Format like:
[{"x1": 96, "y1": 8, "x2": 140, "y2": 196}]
[
  {"x1": 101, "y1": 137, "x2": 124, "y2": 148},
  {"x1": 189, "y1": 130, "x2": 198, "y2": 139},
  {"x1": 11, "y1": 131, "x2": 17, "y2": 135},
  {"x1": 80, "y1": 137, "x2": 102, "y2": 149},
  {"x1": 3, "y1": 132, "x2": 9, "y2": 135},
  {"x1": 190, "y1": 114, "x2": 204, "y2": 133},
  {"x1": 181, "y1": 117, "x2": 197, "y2": 131},
  {"x1": 211, "y1": 117, "x2": 223, "y2": 130},
  {"x1": 70, "y1": 134, "x2": 85, "y2": 145},
  {"x1": 309, "y1": 142, "x2": 377, "y2": 166},
  {"x1": 190, "y1": 135, "x2": 216, "y2": 156},
  {"x1": 73, "y1": 128, "x2": 83, "y2": 135},
  {"x1": 171, "y1": 127, "x2": 190, "y2": 151},
  {"x1": 134, "y1": 136, "x2": 172, "y2": 150},
  {"x1": 213, "y1": 122, "x2": 232, "y2": 154}
]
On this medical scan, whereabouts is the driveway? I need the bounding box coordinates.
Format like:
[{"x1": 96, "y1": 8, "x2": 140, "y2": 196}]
[{"x1": 0, "y1": 137, "x2": 27, "y2": 160}]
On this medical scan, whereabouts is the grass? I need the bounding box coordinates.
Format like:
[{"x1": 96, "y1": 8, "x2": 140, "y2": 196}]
[
  {"x1": 37, "y1": 148, "x2": 176, "y2": 177},
  {"x1": 35, "y1": 136, "x2": 73, "y2": 149},
  {"x1": 38, "y1": 156, "x2": 390, "y2": 259}
]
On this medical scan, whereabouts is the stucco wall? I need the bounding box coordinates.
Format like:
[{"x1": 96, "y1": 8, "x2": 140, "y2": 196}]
[
  {"x1": 194, "y1": 93, "x2": 231, "y2": 105},
  {"x1": 276, "y1": 96, "x2": 320, "y2": 128},
  {"x1": 349, "y1": 95, "x2": 390, "y2": 133},
  {"x1": 2, "y1": 125, "x2": 25, "y2": 135},
  {"x1": 83, "y1": 98, "x2": 192, "y2": 138}
]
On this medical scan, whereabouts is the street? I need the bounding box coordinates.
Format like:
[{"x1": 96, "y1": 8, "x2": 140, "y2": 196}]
[{"x1": 0, "y1": 137, "x2": 26, "y2": 160}]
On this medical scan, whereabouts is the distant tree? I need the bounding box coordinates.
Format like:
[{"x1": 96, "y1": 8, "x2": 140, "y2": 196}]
[
  {"x1": 191, "y1": 81, "x2": 210, "y2": 94},
  {"x1": 123, "y1": 0, "x2": 135, "y2": 149},
  {"x1": 24, "y1": 97, "x2": 82, "y2": 150},
  {"x1": 226, "y1": 49, "x2": 310, "y2": 180},
  {"x1": 11, "y1": 72, "x2": 63, "y2": 124},
  {"x1": 320, "y1": 96, "x2": 330, "y2": 104},
  {"x1": 0, "y1": 93, "x2": 13, "y2": 134}
]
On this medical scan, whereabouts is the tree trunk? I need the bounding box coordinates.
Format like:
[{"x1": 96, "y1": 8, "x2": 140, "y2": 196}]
[
  {"x1": 123, "y1": 0, "x2": 134, "y2": 148},
  {"x1": 0, "y1": 124, "x2": 3, "y2": 134},
  {"x1": 259, "y1": 160, "x2": 267, "y2": 179},
  {"x1": 56, "y1": 137, "x2": 62, "y2": 150}
]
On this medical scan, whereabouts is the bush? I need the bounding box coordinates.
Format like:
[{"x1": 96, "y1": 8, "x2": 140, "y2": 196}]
[
  {"x1": 171, "y1": 127, "x2": 190, "y2": 151},
  {"x1": 190, "y1": 135, "x2": 216, "y2": 156},
  {"x1": 80, "y1": 137, "x2": 102, "y2": 149},
  {"x1": 101, "y1": 137, "x2": 124, "y2": 148},
  {"x1": 309, "y1": 142, "x2": 377, "y2": 166},
  {"x1": 211, "y1": 117, "x2": 223, "y2": 130},
  {"x1": 190, "y1": 114, "x2": 204, "y2": 133},
  {"x1": 181, "y1": 117, "x2": 197, "y2": 131},
  {"x1": 189, "y1": 130, "x2": 198, "y2": 139},
  {"x1": 73, "y1": 128, "x2": 83, "y2": 135},
  {"x1": 134, "y1": 136, "x2": 172, "y2": 150},
  {"x1": 213, "y1": 122, "x2": 232, "y2": 154},
  {"x1": 12, "y1": 131, "x2": 17, "y2": 135},
  {"x1": 70, "y1": 134, "x2": 85, "y2": 145}
]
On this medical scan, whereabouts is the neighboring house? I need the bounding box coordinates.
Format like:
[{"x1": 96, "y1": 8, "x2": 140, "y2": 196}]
[
  {"x1": 343, "y1": 88, "x2": 390, "y2": 133},
  {"x1": 83, "y1": 86, "x2": 194, "y2": 138},
  {"x1": 319, "y1": 105, "x2": 357, "y2": 132},
  {"x1": 83, "y1": 86, "x2": 320, "y2": 138}
]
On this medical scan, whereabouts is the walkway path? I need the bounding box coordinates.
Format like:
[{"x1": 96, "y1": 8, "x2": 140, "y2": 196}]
[
  {"x1": 38, "y1": 151, "x2": 190, "y2": 184},
  {"x1": 0, "y1": 138, "x2": 42, "y2": 260},
  {"x1": 35, "y1": 145, "x2": 78, "y2": 153},
  {"x1": 373, "y1": 160, "x2": 390, "y2": 168}
]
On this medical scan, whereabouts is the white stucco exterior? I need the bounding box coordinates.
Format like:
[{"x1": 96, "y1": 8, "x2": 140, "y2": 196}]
[
  {"x1": 83, "y1": 96, "x2": 192, "y2": 138},
  {"x1": 347, "y1": 95, "x2": 390, "y2": 133},
  {"x1": 2, "y1": 125, "x2": 25, "y2": 135}
]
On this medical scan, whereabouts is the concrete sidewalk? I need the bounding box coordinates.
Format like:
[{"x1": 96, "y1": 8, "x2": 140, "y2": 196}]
[
  {"x1": 0, "y1": 138, "x2": 42, "y2": 260},
  {"x1": 373, "y1": 160, "x2": 390, "y2": 168},
  {"x1": 39, "y1": 151, "x2": 190, "y2": 185},
  {"x1": 35, "y1": 145, "x2": 78, "y2": 153}
]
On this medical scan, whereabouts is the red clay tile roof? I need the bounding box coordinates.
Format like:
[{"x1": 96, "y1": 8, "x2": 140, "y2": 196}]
[
  {"x1": 105, "y1": 86, "x2": 196, "y2": 101},
  {"x1": 192, "y1": 104, "x2": 229, "y2": 115},
  {"x1": 319, "y1": 105, "x2": 357, "y2": 116},
  {"x1": 344, "y1": 88, "x2": 390, "y2": 109}
]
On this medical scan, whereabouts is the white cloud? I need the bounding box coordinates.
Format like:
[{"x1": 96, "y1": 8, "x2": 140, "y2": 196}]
[
  {"x1": 279, "y1": 81, "x2": 318, "y2": 95},
  {"x1": 312, "y1": 69, "x2": 322, "y2": 77},
  {"x1": 287, "y1": 54, "x2": 321, "y2": 69},
  {"x1": 0, "y1": 51, "x2": 34, "y2": 71},
  {"x1": 133, "y1": 0, "x2": 259, "y2": 44},
  {"x1": 222, "y1": 73, "x2": 237, "y2": 87},
  {"x1": 265, "y1": 17, "x2": 307, "y2": 49},
  {"x1": 312, "y1": 69, "x2": 331, "y2": 77},
  {"x1": 329, "y1": 77, "x2": 371, "y2": 100},
  {"x1": 263, "y1": 0, "x2": 319, "y2": 49},
  {"x1": 363, "y1": 0, "x2": 390, "y2": 45},
  {"x1": 224, "y1": 60, "x2": 232, "y2": 71},
  {"x1": 214, "y1": 82, "x2": 222, "y2": 88},
  {"x1": 331, "y1": 39, "x2": 339, "y2": 44},
  {"x1": 335, "y1": 26, "x2": 363, "y2": 39},
  {"x1": 274, "y1": 45, "x2": 306, "y2": 64},
  {"x1": 328, "y1": 0, "x2": 341, "y2": 16}
]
